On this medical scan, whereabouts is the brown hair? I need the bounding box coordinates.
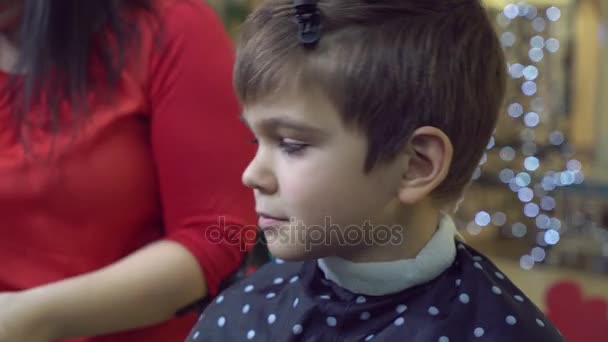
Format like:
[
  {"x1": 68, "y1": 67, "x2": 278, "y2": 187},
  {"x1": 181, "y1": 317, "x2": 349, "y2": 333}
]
[{"x1": 235, "y1": 0, "x2": 506, "y2": 201}]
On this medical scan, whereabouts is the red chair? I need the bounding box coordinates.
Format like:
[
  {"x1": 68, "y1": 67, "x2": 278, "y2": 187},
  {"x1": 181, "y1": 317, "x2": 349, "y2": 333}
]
[{"x1": 545, "y1": 280, "x2": 608, "y2": 341}]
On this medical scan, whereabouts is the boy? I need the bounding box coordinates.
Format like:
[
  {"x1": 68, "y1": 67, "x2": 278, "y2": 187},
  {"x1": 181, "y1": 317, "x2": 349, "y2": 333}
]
[{"x1": 187, "y1": 0, "x2": 564, "y2": 340}]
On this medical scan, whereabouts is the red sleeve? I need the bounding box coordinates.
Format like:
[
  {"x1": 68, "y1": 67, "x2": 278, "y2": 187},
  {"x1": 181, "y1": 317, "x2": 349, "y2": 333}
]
[{"x1": 145, "y1": 0, "x2": 257, "y2": 297}]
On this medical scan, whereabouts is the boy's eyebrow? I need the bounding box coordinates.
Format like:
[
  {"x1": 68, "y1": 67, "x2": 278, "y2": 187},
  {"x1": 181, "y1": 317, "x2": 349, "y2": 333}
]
[{"x1": 240, "y1": 114, "x2": 327, "y2": 137}]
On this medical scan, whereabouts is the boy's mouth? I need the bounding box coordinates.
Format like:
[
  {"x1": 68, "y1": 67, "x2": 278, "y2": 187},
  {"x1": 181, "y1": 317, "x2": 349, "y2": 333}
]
[{"x1": 258, "y1": 213, "x2": 290, "y2": 228}]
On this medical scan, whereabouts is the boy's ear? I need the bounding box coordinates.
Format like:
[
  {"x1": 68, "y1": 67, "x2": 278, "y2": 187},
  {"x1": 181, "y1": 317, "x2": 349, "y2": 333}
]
[{"x1": 398, "y1": 126, "x2": 453, "y2": 205}]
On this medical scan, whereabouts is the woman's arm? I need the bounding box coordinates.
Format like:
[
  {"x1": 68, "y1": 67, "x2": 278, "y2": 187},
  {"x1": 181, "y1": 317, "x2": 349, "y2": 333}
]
[{"x1": 16, "y1": 241, "x2": 205, "y2": 339}]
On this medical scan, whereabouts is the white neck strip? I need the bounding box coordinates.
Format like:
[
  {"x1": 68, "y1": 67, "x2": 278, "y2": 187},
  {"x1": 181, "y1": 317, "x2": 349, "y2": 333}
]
[{"x1": 317, "y1": 215, "x2": 458, "y2": 296}]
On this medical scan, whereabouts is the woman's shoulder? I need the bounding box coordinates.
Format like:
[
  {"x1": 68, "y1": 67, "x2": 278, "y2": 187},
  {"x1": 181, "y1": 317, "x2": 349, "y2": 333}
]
[
  {"x1": 149, "y1": 0, "x2": 222, "y2": 26},
  {"x1": 125, "y1": 0, "x2": 233, "y2": 91},
  {"x1": 130, "y1": 0, "x2": 226, "y2": 49}
]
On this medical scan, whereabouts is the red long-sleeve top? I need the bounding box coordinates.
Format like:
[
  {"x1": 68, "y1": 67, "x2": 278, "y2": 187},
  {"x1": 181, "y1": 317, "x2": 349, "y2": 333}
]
[{"x1": 0, "y1": 0, "x2": 256, "y2": 341}]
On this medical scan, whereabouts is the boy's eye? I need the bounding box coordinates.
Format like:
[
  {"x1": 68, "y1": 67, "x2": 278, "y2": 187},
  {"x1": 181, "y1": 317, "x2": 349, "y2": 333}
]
[
  {"x1": 249, "y1": 136, "x2": 309, "y2": 155},
  {"x1": 279, "y1": 139, "x2": 308, "y2": 155}
]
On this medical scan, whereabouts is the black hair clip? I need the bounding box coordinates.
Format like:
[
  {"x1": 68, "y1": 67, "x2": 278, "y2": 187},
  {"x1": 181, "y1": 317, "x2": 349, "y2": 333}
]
[{"x1": 293, "y1": 0, "x2": 321, "y2": 47}]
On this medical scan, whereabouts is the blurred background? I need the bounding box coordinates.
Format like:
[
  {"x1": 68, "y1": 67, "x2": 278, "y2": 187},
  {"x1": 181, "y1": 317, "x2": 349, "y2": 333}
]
[{"x1": 209, "y1": 0, "x2": 608, "y2": 340}]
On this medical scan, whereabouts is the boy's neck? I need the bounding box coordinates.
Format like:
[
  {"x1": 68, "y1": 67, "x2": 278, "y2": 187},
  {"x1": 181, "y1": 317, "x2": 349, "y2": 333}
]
[
  {"x1": 334, "y1": 200, "x2": 441, "y2": 263},
  {"x1": 317, "y1": 214, "x2": 458, "y2": 296}
]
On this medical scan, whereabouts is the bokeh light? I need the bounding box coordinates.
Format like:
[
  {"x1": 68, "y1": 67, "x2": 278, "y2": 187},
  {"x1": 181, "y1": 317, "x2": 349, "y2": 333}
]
[{"x1": 469, "y1": 2, "x2": 583, "y2": 272}]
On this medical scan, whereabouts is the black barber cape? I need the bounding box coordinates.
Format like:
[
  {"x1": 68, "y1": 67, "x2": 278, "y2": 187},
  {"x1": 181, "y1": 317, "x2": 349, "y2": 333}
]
[{"x1": 186, "y1": 242, "x2": 563, "y2": 341}]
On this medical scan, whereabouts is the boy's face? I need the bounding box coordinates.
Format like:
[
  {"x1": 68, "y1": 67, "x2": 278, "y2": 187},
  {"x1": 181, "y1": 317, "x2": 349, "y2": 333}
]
[{"x1": 241, "y1": 90, "x2": 406, "y2": 261}]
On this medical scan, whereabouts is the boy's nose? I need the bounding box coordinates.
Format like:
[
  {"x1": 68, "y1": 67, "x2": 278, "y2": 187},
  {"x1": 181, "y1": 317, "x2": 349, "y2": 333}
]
[{"x1": 242, "y1": 154, "x2": 278, "y2": 194}]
